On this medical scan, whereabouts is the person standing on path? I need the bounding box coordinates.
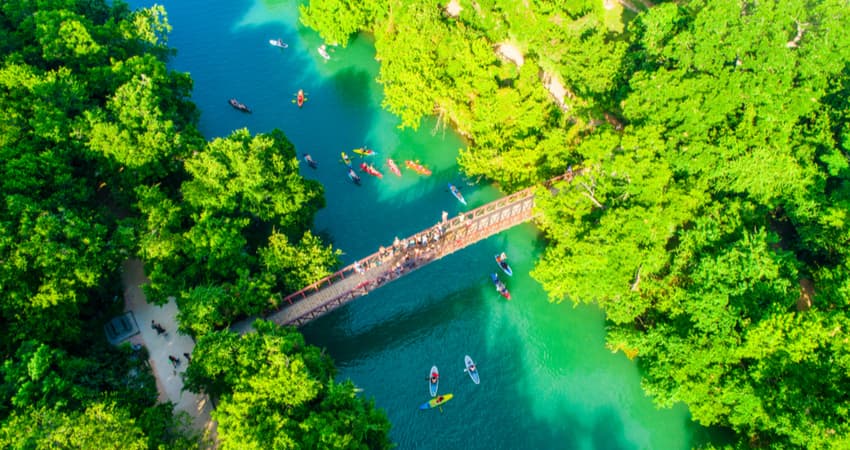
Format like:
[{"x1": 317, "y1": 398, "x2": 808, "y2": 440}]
[{"x1": 168, "y1": 355, "x2": 180, "y2": 367}]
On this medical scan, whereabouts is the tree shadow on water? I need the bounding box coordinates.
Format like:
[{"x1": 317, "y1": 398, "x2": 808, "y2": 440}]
[
  {"x1": 589, "y1": 407, "x2": 632, "y2": 450},
  {"x1": 330, "y1": 67, "x2": 375, "y2": 109},
  {"x1": 300, "y1": 280, "x2": 483, "y2": 361}
]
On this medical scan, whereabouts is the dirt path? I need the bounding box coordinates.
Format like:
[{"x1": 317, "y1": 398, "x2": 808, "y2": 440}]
[{"x1": 121, "y1": 259, "x2": 216, "y2": 442}]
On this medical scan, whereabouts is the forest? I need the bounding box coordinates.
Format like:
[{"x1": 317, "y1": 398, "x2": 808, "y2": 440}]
[
  {"x1": 0, "y1": 0, "x2": 390, "y2": 448},
  {"x1": 301, "y1": 0, "x2": 850, "y2": 447}
]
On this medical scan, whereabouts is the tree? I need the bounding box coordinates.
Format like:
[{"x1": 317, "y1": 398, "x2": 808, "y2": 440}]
[
  {"x1": 184, "y1": 320, "x2": 392, "y2": 450},
  {"x1": 0, "y1": 403, "x2": 148, "y2": 450},
  {"x1": 301, "y1": 0, "x2": 850, "y2": 445}
]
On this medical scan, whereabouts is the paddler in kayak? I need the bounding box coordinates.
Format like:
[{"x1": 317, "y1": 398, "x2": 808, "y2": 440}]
[
  {"x1": 295, "y1": 89, "x2": 306, "y2": 108},
  {"x1": 303, "y1": 153, "x2": 317, "y2": 169},
  {"x1": 387, "y1": 158, "x2": 402, "y2": 177},
  {"x1": 348, "y1": 168, "x2": 361, "y2": 184},
  {"x1": 341, "y1": 151, "x2": 352, "y2": 167}
]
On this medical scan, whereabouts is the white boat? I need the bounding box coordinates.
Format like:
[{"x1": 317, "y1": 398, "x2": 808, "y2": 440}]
[
  {"x1": 269, "y1": 38, "x2": 288, "y2": 49},
  {"x1": 318, "y1": 44, "x2": 330, "y2": 60}
]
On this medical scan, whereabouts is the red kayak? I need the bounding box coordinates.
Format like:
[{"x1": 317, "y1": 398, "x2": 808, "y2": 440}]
[
  {"x1": 296, "y1": 89, "x2": 305, "y2": 108},
  {"x1": 360, "y1": 162, "x2": 383, "y2": 179},
  {"x1": 387, "y1": 158, "x2": 402, "y2": 177}
]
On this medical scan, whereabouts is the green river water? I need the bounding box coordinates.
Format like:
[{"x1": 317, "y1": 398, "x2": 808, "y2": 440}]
[{"x1": 126, "y1": 0, "x2": 715, "y2": 447}]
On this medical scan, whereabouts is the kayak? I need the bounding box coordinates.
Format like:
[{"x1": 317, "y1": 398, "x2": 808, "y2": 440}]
[
  {"x1": 465, "y1": 355, "x2": 480, "y2": 385},
  {"x1": 495, "y1": 253, "x2": 513, "y2": 276},
  {"x1": 429, "y1": 366, "x2": 439, "y2": 397},
  {"x1": 490, "y1": 273, "x2": 511, "y2": 300},
  {"x1": 348, "y1": 168, "x2": 361, "y2": 184},
  {"x1": 341, "y1": 152, "x2": 352, "y2": 167},
  {"x1": 405, "y1": 160, "x2": 432, "y2": 176},
  {"x1": 353, "y1": 147, "x2": 376, "y2": 157},
  {"x1": 228, "y1": 98, "x2": 251, "y2": 113},
  {"x1": 269, "y1": 38, "x2": 288, "y2": 48},
  {"x1": 303, "y1": 153, "x2": 317, "y2": 169},
  {"x1": 387, "y1": 158, "x2": 402, "y2": 177},
  {"x1": 359, "y1": 162, "x2": 383, "y2": 179},
  {"x1": 449, "y1": 183, "x2": 467, "y2": 206},
  {"x1": 318, "y1": 44, "x2": 330, "y2": 60},
  {"x1": 296, "y1": 89, "x2": 306, "y2": 108},
  {"x1": 419, "y1": 393, "x2": 453, "y2": 410}
]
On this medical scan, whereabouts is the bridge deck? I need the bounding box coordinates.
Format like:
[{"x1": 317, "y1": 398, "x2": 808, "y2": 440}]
[{"x1": 232, "y1": 172, "x2": 573, "y2": 333}]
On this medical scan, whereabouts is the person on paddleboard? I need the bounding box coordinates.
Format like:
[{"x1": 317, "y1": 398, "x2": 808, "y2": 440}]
[
  {"x1": 469, "y1": 363, "x2": 476, "y2": 372},
  {"x1": 430, "y1": 372, "x2": 439, "y2": 383}
]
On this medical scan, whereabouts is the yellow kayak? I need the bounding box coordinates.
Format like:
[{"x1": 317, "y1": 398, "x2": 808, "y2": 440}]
[
  {"x1": 419, "y1": 393, "x2": 453, "y2": 410},
  {"x1": 353, "y1": 147, "x2": 376, "y2": 156}
]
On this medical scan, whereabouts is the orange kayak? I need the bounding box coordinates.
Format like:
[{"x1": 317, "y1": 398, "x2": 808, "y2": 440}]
[{"x1": 405, "y1": 160, "x2": 432, "y2": 176}]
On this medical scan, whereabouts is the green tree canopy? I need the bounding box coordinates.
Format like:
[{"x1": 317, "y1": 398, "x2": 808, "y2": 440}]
[
  {"x1": 303, "y1": 0, "x2": 850, "y2": 446},
  {"x1": 185, "y1": 320, "x2": 392, "y2": 450}
]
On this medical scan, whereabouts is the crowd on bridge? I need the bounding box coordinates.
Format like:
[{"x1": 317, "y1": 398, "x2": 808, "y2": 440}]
[{"x1": 348, "y1": 212, "x2": 478, "y2": 296}]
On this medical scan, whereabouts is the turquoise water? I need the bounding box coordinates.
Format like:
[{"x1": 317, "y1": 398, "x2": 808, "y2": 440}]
[{"x1": 127, "y1": 0, "x2": 712, "y2": 447}]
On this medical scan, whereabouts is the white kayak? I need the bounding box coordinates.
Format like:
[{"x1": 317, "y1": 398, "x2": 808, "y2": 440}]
[
  {"x1": 269, "y1": 39, "x2": 288, "y2": 49},
  {"x1": 464, "y1": 355, "x2": 480, "y2": 384}
]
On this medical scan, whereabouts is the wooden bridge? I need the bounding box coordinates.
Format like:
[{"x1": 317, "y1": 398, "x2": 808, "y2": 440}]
[{"x1": 231, "y1": 172, "x2": 574, "y2": 333}]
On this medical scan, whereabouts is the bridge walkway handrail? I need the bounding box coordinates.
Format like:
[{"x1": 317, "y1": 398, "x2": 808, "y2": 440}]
[{"x1": 266, "y1": 171, "x2": 575, "y2": 317}]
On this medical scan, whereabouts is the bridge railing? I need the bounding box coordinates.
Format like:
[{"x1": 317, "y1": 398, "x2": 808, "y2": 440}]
[{"x1": 274, "y1": 170, "x2": 576, "y2": 312}]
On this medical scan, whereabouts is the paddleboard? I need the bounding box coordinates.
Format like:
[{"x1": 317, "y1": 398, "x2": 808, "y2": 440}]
[
  {"x1": 429, "y1": 366, "x2": 439, "y2": 397},
  {"x1": 449, "y1": 183, "x2": 467, "y2": 206},
  {"x1": 318, "y1": 44, "x2": 330, "y2": 60},
  {"x1": 465, "y1": 355, "x2": 480, "y2": 385},
  {"x1": 419, "y1": 393, "x2": 453, "y2": 410}
]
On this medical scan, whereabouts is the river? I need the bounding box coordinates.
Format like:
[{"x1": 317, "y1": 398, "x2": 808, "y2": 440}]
[{"x1": 126, "y1": 0, "x2": 713, "y2": 448}]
